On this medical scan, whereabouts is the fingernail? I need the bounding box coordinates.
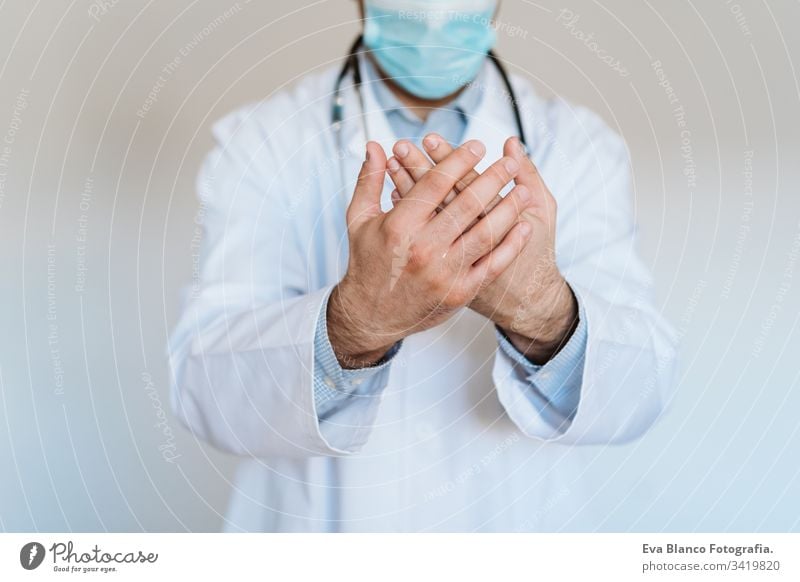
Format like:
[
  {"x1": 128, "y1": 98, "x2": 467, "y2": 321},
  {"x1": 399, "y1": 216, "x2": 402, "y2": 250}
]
[
  {"x1": 387, "y1": 157, "x2": 400, "y2": 173},
  {"x1": 395, "y1": 142, "x2": 409, "y2": 158},
  {"x1": 423, "y1": 135, "x2": 440, "y2": 150},
  {"x1": 520, "y1": 221, "x2": 532, "y2": 236},
  {"x1": 504, "y1": 157, "x2": 519, "y2": 174},
  {"x1": 517, "y1": 185, "x2": 531, "y2": 204},
  {"x1": 467, "y1": 141, "x2": 485, "y2": 157},
  {"x1": 365, "y1": 144, "x2": 371, "y2": 161}
]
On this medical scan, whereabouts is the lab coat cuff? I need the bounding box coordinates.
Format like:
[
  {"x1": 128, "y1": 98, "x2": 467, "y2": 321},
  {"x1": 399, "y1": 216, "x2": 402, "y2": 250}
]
[
  {"x1": 497, "y1": 292, "x2": 586, "y2": 409},
  {"x1": 497, "y1": 278, "x2": 675, "y2": 444},
  {"x1": 313, "y1": 288, "x2": 402, "y2": 418},
  {"x1": 543, "y1": 280, "x2": 675, "y2": 444},
  {"x1": 494, "y1": 327, "x2": 542, "y2": 376},
  {"x1": 492, "y1": 285, "x2": 589, "y2": 437}
]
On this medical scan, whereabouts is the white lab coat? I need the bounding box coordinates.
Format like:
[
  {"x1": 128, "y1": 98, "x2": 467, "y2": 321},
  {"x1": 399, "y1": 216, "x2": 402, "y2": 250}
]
[{"x1": 168, "y1": 57, "x2": 678, "y2": 532}]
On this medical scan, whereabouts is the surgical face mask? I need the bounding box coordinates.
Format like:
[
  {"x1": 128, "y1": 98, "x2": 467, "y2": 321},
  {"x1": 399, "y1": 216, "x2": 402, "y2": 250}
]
[{"x1": 362, "y1": 0, "x2": 498, "y2": 100}]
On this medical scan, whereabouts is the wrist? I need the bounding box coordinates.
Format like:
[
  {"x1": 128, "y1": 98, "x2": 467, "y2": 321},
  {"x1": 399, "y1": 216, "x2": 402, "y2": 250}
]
[
  {"x1": 327, "y1": 281, "x2": 395, "y2": 369},
  {"x1": 504, "y1": 277, "x2": 578, "y2": 365}
]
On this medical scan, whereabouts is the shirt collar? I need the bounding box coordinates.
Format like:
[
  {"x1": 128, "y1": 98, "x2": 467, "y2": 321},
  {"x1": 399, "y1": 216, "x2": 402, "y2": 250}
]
[{"x1": 362, "y1": 54, "x2": 485, "y2": 126}]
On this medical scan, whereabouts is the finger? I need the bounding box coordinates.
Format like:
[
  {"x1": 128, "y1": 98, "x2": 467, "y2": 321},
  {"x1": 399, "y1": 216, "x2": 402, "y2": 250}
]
[
  {"x1": 392, "y1": 140, "x2": 434, "y2": 182},
  {"x1": 387, "y1": 158, "x2": 436, "y2": 218},
  {"x1": 400, "y1": 135, "x2": 476, "y2": 219},
  {"x1": 392, "y1": 139, "x2": 453, "y2": 218},
  {"x1": 504, "y1": 136, "x2": 542, "y2": 191},
  {"x1": 388, "y1": 160, "x2": 437, "y2": 219},
  {"x1": 430, "y1": 155, "x2": 519, "y2": 239},
  {"x1": 386, "y1": 156, "x2": 416, "y2": 197},
  {"x1": 466, "y1": 220, "x2": 532, "y2": 289},
  {"x1": 390, "y1": 141, "x2": 453, "y2": 218},
  {"x1": 394, "y1": 139, "x2": 486, "y2": 220},
  {"x1": 347, "y1": 141, "x2": 387, "y2": 227},
  {"x1": 422, "y1": 134, "x2": 481, "y2": 205},
  {"x1": 424, "y1": 133, "x2": 503, "y2": 217},
  {"x1": 455, "y1": 185, "x2": 532, "y2": 262}
]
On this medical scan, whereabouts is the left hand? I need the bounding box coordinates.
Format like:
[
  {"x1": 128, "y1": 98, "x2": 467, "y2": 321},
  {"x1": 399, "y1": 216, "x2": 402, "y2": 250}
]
[{"x1": 386, "y1": 134, "x2": 578, "y2": 364}]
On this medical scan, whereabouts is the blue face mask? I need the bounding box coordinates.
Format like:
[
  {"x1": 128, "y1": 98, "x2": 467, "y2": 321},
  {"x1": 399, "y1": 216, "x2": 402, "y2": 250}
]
[{"x1": 363, "y1": 0, "x2": 498, "y2": 100}]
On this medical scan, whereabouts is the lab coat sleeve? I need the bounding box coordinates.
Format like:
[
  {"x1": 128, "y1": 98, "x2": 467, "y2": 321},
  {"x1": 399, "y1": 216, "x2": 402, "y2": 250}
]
[
  {"x1": 493, "y1": 300, "x2": 587, "y2": 431},
  {"x1": 313, "y1": 289, "x2": 402, "y2": 433},
  {"x1": 493, "y1": 107, "x2": 679, "y2": 445},
  {"x1": 167, "y1": 108, "x2": 387, "y2": 458}
]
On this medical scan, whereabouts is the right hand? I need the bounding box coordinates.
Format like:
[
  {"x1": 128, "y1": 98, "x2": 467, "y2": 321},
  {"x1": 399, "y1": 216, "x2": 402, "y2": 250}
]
[{"x1": 326, "y1": 140, "x2": 535, "y2": 368}]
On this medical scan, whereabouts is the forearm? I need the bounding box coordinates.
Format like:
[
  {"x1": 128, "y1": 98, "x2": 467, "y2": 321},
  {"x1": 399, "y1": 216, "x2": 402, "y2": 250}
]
[
  {"x1": 326, "y1": 281, "x2": 396, "y2": 368},
  {"x1": 500, "y1": 278, "x2": 580, "y2": 365}
]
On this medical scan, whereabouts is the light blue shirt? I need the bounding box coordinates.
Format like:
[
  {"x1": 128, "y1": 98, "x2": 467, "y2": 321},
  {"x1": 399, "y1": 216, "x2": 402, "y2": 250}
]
[{"x1": 313, "y1": 58, "x2": 588, "y2": 429}]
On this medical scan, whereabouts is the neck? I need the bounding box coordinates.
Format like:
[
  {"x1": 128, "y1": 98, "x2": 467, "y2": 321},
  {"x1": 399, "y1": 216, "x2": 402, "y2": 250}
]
[{"x1": 367, "y1": 54, "x2": 465, "y2": 122}]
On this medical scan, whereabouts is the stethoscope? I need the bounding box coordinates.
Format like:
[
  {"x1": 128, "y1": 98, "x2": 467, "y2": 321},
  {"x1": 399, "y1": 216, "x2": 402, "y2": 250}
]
[{"x1": 331, "y1": 35, "x2": 530, "y2": 183}]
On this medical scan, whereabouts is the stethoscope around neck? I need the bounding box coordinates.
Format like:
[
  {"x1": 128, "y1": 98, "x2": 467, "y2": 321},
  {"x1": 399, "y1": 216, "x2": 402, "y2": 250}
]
[{"x1": 330, "y1": 35, "x2": 530, "y2": 158}]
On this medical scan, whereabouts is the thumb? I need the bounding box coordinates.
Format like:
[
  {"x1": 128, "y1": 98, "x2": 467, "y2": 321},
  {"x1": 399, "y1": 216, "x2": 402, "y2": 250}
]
[
  {"x1": 347, "y1": 141, "x2": 387, "y2": 227},
  {"x1": 503, "y1": 136, "x2": 543, "y2": 192}
]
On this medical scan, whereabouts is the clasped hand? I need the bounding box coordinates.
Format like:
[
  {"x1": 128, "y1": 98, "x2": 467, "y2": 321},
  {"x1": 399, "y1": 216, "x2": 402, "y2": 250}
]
[{"x1": 327, "y1": 134, "x2": 578, "y2": 369}]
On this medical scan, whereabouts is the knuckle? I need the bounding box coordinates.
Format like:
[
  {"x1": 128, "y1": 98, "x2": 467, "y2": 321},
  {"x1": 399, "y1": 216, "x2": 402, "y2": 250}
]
[
  {"x1": 425, "y1": 167, "x2": 452, "y2": 192},
  {"x1": 474, "y1": 168, "x2": 506, "y2": 199},
  {"x1": 486, "y1": 261, "x2": 505, "y2": 280},
  {"x1": 381, "y1": 216, "x2": 403, "y2": 240},
  {"x1": 527, "y1": 203, "x2": 548, "y2": 221},
  {"x1": 346, "y1": 205, "x2": 368, "y2": 228},
  {"x1": 435, "y1": 206, "x2": 459, "y2": 231},
  {"x1": 461, "y1": 241, "x2": 483, "y2": 263},
  {"x1": 448, "y1": 146, "x2": 479, "y2": 174},
  {"x1": 547, "y1": 192, "x2": 558, "y2": 213},
  {"x1": 447, "y1": 245, "x2": 471, "y2": 272},
  {"x1": 406, "y1": 240, "x2": 432, "y2": 268},
  {"x1": 533, "y1": 193, "x2": 556, "y2": 219},
  {"x1": 472, "y1": 225, "x2": 495, "y2": 252},
  {"x1": 501, "y1": 192, "x2": 520, "y2": 214},
  {"x1": 459, "y1": 189, "x2": 484, "y2": 218}
]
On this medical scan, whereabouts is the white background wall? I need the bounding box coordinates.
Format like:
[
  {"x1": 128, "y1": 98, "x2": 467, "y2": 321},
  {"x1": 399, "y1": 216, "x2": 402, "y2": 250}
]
[{"x1": 0, "y1": 0, "x2": 798, "y2": 531}]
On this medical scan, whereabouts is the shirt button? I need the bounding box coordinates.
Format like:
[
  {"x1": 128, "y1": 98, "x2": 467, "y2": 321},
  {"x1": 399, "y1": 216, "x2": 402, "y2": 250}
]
[
  {"x1": 324, "y1": 377, "x2": 335, "y2": 388},
  {"x1": 352, "y1": 378, "x2": 364, "y2": 387}
]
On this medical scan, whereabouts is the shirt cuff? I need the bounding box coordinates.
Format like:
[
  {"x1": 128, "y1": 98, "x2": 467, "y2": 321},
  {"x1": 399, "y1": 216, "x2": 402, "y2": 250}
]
[
  {"x1": 495, "y1": 296, "x2": 588, "y2": 422},
  {"x1": 313, "y1": 289, "x2": 402, "y2": 418}
]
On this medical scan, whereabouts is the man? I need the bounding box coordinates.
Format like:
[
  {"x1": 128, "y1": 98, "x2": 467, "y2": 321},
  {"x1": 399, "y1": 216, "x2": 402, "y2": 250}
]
[{"x1": 168, "y1": 0, "x2": 678, "y2": 531}]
